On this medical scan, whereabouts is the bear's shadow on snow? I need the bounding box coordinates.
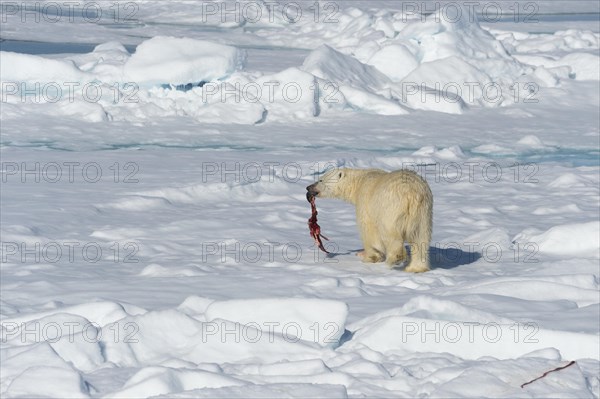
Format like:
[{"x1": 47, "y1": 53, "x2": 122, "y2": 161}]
[
  {"x1": 327, "y1": 246, "x2": 481, "y2": 270},
  {"x1": 428, "y1": 246, "x2": 481, "y2": 269}
]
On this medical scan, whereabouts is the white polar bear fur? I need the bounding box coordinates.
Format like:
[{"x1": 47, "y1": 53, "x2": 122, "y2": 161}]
[{"x1": 314, "y1": 168, "x2": 433, "y2": 272}]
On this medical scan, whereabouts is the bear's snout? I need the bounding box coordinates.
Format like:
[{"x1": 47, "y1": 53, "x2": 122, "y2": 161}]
[{"x1": 306, "y1": 183, "x2": 320, "y2": 198}]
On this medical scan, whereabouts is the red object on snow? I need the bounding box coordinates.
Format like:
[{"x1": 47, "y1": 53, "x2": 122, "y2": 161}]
[{"x1": 307, "y1": 194, "x2": 329, "y2": 253}]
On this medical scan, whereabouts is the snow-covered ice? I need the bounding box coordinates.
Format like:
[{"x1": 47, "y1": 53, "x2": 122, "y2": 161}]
[{"x1": 1, "y1": 1, "x2": 599, "y2": 398}]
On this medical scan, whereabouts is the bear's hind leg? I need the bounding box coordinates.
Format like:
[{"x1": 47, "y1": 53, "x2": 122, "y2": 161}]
[{"x1": 405, "y1": 241, "x2": 430, "y2": 273}]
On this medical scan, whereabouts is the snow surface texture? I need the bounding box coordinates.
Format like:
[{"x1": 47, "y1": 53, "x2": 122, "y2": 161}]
[
  {"x1": 2, "y1": 3, "x2": 600, "y2": 123},
  {"x1": 1, "y1": 1, "x2": 599, "y2": 398}
]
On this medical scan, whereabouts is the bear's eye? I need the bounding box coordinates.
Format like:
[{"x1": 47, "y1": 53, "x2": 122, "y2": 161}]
[
  {"x1": 338, "y1": 172, "x2": 342, "y2": 178},
  {"x1": 319, "y1": 180, "x2": 322, "y2": 183}
]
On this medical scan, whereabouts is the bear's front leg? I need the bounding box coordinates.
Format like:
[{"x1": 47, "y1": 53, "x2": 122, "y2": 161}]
[
  {"x1": 384, "y1": 239, "x2": 408, "y2": 267},
  {"x1": 357, "y1": 248, "x2": 384, "y2": 263},
  {"x1": 356, "y1": 214, "x2": 385, "y2": 263}
]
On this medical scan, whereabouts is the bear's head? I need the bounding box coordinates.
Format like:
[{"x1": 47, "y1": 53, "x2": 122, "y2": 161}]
[{"x1": 306, "y1": 168, "x2": 351, "y2": 201}]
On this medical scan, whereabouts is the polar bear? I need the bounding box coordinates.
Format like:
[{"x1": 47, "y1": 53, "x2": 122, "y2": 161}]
[{"x1": 306, "y1": 168, "x2": 432, "y2": 272}]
